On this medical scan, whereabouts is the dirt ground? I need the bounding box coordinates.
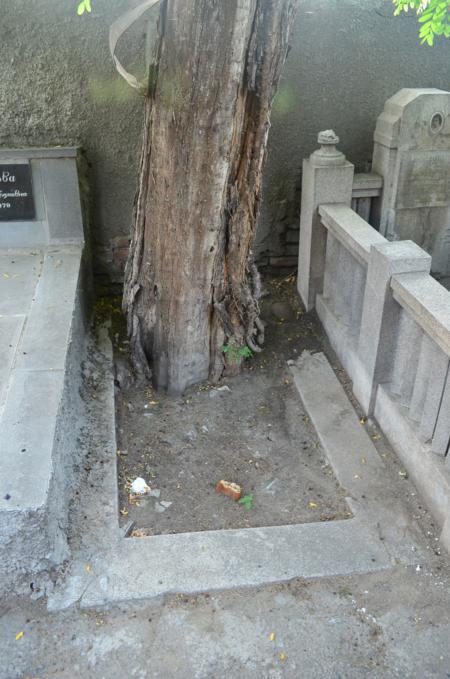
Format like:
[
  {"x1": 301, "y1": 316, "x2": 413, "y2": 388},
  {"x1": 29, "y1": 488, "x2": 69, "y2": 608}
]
[
  {"x1": 4, "y1": 566, "x2": 450, "y2": 679},
  {"x1": 114, "y1": 276, "x2": 350, "y2": 536}
]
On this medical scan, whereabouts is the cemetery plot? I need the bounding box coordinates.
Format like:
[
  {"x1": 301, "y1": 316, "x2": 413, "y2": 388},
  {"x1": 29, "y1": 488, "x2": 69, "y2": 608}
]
[{"x1": 113, "y1": 278, "x2": 350, "y2": 536}]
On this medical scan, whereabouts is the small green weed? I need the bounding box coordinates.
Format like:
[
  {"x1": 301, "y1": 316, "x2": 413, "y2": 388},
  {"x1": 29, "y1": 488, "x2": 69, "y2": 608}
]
[
  {"x1": 238, "y1": 494, "x2": 254, "y2": 510},
  {"x1": 221, "y1": 342, "x2": 253, "y2": 365}
]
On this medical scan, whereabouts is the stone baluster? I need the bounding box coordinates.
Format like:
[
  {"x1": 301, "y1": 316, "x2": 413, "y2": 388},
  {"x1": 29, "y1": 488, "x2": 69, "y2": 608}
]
[{"x1": 352, "y1": 240, "x2": 431, "y2": 415}]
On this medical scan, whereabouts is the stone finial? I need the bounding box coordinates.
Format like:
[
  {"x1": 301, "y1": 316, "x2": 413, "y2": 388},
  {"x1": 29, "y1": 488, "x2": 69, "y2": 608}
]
[
  {"x1": 311, "y1": 129, "x2": 346, "y2": 167},
  {"x1": 318, "y1": 129, "x2": 340, "y2": 146}
]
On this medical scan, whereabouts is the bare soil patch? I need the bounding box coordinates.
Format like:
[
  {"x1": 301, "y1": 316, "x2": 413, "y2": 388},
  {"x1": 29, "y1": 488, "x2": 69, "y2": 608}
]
[{"x1": 114, "y1": 276, "x2": 350, "y2": 536}]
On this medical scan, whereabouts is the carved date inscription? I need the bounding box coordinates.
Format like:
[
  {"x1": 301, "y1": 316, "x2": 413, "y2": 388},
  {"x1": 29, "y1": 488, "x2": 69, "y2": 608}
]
[{"x1": 396, "y1": 150, "x2": 450, "y2": 210}]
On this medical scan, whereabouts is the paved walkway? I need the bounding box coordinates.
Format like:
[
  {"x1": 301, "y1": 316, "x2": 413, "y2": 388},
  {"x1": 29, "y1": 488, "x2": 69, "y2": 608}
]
[{"x1": 3, "y1": 561, "x2": 450, "y2": 677}]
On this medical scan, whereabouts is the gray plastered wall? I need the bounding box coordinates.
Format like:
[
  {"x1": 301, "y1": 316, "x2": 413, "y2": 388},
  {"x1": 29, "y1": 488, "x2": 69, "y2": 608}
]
[{"x1": 2, "y1": 0, "x2": 450, "y2": 280}]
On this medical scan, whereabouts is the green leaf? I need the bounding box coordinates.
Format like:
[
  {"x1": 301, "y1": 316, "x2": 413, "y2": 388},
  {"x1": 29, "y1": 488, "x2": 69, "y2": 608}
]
[
  {"x1": 77, "y1": 0, "x2": 91, "y2": 15},
  {"x1": 238, "y1": 494, "x2": 254, "y2": 510}
]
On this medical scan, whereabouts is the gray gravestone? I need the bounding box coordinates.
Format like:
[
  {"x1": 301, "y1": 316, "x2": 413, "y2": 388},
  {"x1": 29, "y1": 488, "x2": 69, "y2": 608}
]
[
  {"x1": 372, "y1": 88, "x2": 450, "y2": 280},
  {"x1": 0, "y1": 148, "x2": 83, "y2": 248}
]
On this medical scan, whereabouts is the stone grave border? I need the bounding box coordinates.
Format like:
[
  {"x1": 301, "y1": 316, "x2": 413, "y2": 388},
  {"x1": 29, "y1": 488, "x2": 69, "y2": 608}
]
[{"x1": 48, "y1": 329, "x2": 425, "y2": 611}]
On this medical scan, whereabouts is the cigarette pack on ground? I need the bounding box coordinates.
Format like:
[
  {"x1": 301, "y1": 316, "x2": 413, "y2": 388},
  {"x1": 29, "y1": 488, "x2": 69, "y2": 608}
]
[{"x1": 215, "y1": 480, "x2": 242, "y2": 501}]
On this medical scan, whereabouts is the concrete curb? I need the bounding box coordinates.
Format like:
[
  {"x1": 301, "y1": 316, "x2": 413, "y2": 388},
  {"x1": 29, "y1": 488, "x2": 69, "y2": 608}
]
[{"x1": 49, "y1": 345, "x2": 425, "y2": 611}]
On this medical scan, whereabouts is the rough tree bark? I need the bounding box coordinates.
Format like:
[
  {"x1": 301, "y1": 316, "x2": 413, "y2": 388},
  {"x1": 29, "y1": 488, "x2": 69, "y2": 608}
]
[{"x1": 123, "y1": 0, "x2": 298, "y2": 394}]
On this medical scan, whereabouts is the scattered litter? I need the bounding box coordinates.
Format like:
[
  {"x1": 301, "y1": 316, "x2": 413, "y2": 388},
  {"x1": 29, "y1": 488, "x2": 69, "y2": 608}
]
[
  {"x1": 201, "y1": 424, "x2": 209, "y2": 433},
  {"x1": 130, "y1": 477, "x2": 151, "y2": 495},
  {"x1": 286, "y1": 359, "x2": 294, "y2": 366},
  {"x1": 160, "y1": 500, "x2": 172, "y2": 508},
  {"x1": 353, "y1": 474, "x2": 361, "y2": 480},
  {"x1": 265, "y1": 478, "x2": 278, "y2": 493},
  {"x1": 416, "y1": 565, "x2": 422, "y2": 572},
  {"x1": 216, "y1": 480, "x2": 242, "y2": 501},
  {"x1": 121, "y1": 520, "x2": 135, "y2": 537},
  {"x1": 399, "y1": 470, "x2": 408, "y2": 478},
  {"x1": 217, "y1": 385, "x2": 231, "y2": 392},
  {"x1": 149, "y1": 488, "x2": 161, "y2": 498},
  {"x1": 131, "y1": 528, "x2": 147, "y2": 538}
]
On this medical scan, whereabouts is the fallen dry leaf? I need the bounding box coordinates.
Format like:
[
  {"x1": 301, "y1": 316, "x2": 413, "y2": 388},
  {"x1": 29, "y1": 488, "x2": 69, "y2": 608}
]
[{"x1": 131, "y1": 529, "x2": 147, "y2": 538}]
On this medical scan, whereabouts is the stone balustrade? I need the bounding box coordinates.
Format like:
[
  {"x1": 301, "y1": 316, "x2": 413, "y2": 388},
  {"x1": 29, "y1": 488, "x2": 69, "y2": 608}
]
[{"x1": 298, "y1": 131, "x2": 450, "y2": 549}]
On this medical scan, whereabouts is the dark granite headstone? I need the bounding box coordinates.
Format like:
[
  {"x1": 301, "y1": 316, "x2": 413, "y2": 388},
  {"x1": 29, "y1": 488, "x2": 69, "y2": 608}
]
[{"x1": 0, "y1": 164, "x2": 35, "y2": 221}]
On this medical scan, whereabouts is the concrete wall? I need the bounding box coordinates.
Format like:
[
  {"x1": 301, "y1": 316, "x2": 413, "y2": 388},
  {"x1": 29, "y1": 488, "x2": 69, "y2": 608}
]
[
  {"x1": 2, "y1": 0, "x2": 450, "y2": 281},
  {"x1": 259, "y1": 0, "x2": 450, "y2": 270},
  {"x1": 0, "y1": 0, "x2": 147, "y2": 285}
]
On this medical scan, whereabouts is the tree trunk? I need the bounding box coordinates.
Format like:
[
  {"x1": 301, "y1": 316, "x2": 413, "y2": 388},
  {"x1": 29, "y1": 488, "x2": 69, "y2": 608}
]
[{"x1": 124, "y1": 0, "x2": 298, "y2": 394}]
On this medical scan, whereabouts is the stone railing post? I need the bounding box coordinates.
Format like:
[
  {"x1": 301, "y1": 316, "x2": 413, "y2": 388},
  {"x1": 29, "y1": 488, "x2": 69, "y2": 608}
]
[
  {"x1": 353, "y1": 240, "x2": 431, "y2": 415},
  {"x1": 297, "y1": 130, "x2": 354, "y2": 311}
]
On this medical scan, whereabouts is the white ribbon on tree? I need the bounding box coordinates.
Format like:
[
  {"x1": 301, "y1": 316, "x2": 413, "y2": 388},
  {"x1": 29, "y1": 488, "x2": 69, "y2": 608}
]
[{"x1": 109, "y1": 0, "x2": 162, "y2": 93}]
